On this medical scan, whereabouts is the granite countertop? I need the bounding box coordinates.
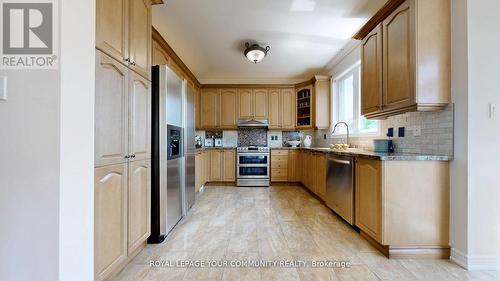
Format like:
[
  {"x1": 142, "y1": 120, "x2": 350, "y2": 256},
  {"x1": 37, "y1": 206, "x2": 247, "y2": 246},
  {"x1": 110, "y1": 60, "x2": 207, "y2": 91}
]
[
  {"x1": 271, "y1": 147, "x2": 451, "y2": 161},
  {"x1": 195, "y1": 147, "x2": 237, "y2": 152}
]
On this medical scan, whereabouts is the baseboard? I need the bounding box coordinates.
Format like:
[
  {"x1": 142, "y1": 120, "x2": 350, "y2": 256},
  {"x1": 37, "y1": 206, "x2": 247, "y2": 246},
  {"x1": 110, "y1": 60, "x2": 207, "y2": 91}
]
[{"x1": 451, "y1": 248, "x2": 500, "y2": 271}]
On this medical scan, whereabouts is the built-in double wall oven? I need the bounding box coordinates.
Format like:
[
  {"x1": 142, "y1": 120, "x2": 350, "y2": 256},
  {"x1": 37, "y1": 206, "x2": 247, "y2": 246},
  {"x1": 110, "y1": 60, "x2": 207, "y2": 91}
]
[{"x1": 236, "y1": 147, "x2": 270, "y2": 187}]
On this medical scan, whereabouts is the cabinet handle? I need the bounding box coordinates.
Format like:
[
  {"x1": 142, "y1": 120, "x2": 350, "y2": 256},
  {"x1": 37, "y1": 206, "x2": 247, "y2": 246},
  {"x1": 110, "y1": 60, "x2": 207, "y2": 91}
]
[
  {"x1": 130, "y1": 61, "x2": 136, "y2": 66},
  {"x1": 124, "y1": 58, "x2": 130, "y2": 63},
  {"x1": 131, "y1": 154, "x2": 136, "y2": 158},
  {"x1": 124, "y1": 155, "x2": 130, "y2": 159}
]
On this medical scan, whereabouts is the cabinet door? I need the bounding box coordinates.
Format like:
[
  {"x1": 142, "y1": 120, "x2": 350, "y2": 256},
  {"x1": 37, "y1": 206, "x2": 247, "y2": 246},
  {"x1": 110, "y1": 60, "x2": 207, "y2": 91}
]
[
  {"x1": 238, "y1": 89, "x2": 253, "y2": 119},
  {"x1": 361, "y1": 24, "x2": 383, "y2": 115},
  {"x1": 382, "y1": 0, "x2": 415, "y2": 110},
  {"x1": 127, "y1": 160, "x2": 151, "y2": 254},
  {"x1": 355, "y1": 159, "x2": 383, "y2": 243},
  {"x1": 201, "y1": 89, "x2": 220, "y2": 128},
  {"x1": 95, "y1": 51, "x2": 129, "y2": 167},
  {"x1": 96, "y1": 0, "x2": 128, "y2": 64},
  {"x1": 195, "y1": 86, "x2": 201, "y2": 130},
  {"x1": 209, "y1": 150, "x2": 222, "y2": 181},
  {"x1": 281, "y1": 88, "x2": 295, "y2": 129},
  {"x1": 223, "y1": 150, "x2": 236, "y2": 182},
  {"x1": 195, "y1": 153, "x2": 202, "y2": 192},
  {"x1": 129, "y1": 71, "x2": 151, "y2": 161},
  {"x1": 129, "y1": 0, "x2": 152, "y2": 79},
  {"x1": 253, "y1": 89, "x2": 269, "y2": 119},
  {"x1": 268, "y1": 89, "x2": 281, "y2": 129},
  {"x1": 204, "y1": 151, "x2": 210, "y2": 183},
  {"x1": 220, "y1": 89, "x2": 238, "y2": 129},
  {"x1": 287, "y1": 151, "x2": 298, "y2": 182},
  {"x1": 315, "y1": 154, "x2": 327, "y2": 198},
  {"x1": 94, "y1": 164, "x2": 127, "y2": 281}
]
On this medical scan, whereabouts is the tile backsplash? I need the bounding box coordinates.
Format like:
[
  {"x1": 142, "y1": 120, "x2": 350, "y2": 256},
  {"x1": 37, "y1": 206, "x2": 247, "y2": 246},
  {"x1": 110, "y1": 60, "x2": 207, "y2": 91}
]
[
  {"x1": 238, "y1": 128, "x2": 267, "y2": 147},
  {"x1": 302, "y1": 104, "x2": 454, "y2": 156}
]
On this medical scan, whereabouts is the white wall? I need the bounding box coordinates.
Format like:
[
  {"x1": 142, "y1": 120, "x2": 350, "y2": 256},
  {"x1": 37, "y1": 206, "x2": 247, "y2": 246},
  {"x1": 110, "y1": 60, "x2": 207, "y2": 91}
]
[
  {"x1": 450, "y1": 0, "x2": 500, "y2": 270},
  {"x1": 466, "y1": 0, "x2": 500, "y2": 267},
  {"x1": 0, "y1": 1, "x2": 95, "y2": 280},
  {"x1": 59, "y1": 0, "x2": 95, "y2": 280}
]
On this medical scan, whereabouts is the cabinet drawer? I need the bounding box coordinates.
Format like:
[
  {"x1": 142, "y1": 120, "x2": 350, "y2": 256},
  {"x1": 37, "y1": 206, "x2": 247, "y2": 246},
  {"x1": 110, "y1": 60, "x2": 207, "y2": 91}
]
[
  {"x1": 271, "y1": 150, "x2": 289, "y2": 156},
  {"x1": 272, "y1": 155, "x2": 288, "y2": 162},
  {"x1": 271, "y1": 160, "x2": 288, "y2": 169},
  {"x1": 271, "y1": 168, "x2": 288, "y2": 181}
]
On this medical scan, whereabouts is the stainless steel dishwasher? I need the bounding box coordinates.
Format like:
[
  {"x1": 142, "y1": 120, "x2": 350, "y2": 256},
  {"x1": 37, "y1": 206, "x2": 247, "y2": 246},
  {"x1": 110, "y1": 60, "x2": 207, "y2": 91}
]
[{"x1": 326, "y1": 154, "x2": 355, "y2": 225}]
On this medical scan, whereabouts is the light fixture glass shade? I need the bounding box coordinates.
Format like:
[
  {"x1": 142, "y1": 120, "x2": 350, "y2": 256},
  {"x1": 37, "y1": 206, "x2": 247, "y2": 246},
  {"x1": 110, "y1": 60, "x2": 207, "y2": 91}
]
[{"x1": 244, "y1": 43, "x2": 270, "y2": 64}]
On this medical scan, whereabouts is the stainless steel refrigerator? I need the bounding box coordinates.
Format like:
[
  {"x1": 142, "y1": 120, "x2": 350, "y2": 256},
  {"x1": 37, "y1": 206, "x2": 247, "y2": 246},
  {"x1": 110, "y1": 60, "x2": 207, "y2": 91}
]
[{"x1": 149, "y1": 65, "x2": 195, "y2": 243}]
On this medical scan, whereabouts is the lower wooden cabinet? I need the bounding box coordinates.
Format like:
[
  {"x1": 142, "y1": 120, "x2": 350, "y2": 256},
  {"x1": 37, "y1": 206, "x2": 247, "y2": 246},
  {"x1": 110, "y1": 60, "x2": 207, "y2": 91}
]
[
  {"x1": 355, "y1": 159, "x2": 383, "y2": 242},
  {"x1": 288, "y1": 150, "x2": 299, "y2": 182},
  {"x1": 94, "y1": 160, "x2": 151, "y2": 281},
  {"x1": 94, "y1": 164, "x2": 128, "y2": 281},
  {"x1": 271, "y1": 150, "x2": 289, "y2": 182},
  {"x1": 127, "y1": 160, "x2": 151, "y2": 255},
  {"x1": 198, "y1": 149, "x2": 236, "y2": 183},
  {"x1": 314, "y1": 153, "x2": 327, "y2": 198},
  {"x1": 355, "y1": 158, "x2": 450, "y2": 258},
  {"x1": 223, "y1": 149, "x2": 236, "y2": 181}
]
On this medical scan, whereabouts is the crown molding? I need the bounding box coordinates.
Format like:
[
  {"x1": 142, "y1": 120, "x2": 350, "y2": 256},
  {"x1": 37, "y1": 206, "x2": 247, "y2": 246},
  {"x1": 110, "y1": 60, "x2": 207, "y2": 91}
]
[
  {"x1": 199, "y1": 78, "x2": 306, "y2": 86},
  {"x1": 322, "y1": 39, "x2": 360, "y2": 73}
]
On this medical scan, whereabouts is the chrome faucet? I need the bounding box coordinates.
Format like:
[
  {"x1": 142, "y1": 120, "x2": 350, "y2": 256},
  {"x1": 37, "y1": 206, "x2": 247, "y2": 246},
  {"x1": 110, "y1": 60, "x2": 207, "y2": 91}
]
[{"x1": 331, "y1": 122, "x2": 350, "y2": 146}]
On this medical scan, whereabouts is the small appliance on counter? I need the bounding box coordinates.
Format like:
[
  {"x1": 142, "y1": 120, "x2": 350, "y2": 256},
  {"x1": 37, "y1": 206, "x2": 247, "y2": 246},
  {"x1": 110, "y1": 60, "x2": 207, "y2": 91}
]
[
  {"x1": 373, "y1": 139, "x2": 395, "y2": 153},
  {"x1": 214, "y1": 138, "x2": 223, "y2": 147},
  {"x1": 204, "y1": 138, "x2": 214, "y2": 147},
  {"x1": 303, "y1": 135, "x2": 312, "y2": 147}
]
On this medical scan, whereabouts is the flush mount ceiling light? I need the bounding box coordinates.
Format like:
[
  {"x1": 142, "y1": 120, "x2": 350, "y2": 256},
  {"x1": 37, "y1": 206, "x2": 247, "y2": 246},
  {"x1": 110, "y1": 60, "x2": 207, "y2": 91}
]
[{"x1": 244, "y1": 42, "x2": 270, "y2": 64}]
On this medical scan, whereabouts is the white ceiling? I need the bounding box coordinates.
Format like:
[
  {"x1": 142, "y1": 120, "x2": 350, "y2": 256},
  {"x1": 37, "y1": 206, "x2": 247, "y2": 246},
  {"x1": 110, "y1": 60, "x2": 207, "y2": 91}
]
[{"x1": 153, "y1": 0, "x2": 386, "y2": 84}]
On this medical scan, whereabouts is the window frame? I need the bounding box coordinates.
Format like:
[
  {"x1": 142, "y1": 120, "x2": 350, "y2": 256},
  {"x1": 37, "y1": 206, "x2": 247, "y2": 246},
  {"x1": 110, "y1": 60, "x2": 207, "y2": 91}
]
[{"x1": 331, "y1": 61, "x2": 381, "y2": 137}]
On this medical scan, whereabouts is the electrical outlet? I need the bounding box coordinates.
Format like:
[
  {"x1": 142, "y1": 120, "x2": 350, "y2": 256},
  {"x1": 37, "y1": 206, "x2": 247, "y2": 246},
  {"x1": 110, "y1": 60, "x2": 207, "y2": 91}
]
[
  {"x1": 413, "y1": 125, "x2": 421, "y2": 137},
  {"x1": 490, "y1": 103, "x2": 497, "y2": 119},
  {"x1": 0, "y1": 76, "x2": 6, "y2": 101},
  {"x1": 398, "y1": 127, "x2": 405, "y2": 138}
]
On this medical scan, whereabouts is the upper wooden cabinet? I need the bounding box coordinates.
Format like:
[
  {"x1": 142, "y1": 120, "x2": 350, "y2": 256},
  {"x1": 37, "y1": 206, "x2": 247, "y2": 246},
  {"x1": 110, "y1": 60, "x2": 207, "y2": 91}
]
[
  {"x1": 96, "y1": 0, "x2": 151, "y2": 80},
  {"x1": 129, "y1": 0, "x2": 152, "y2": 79},
  {"x1": 359, "y1": 0, "x2": 450, "y2": 119},
  {"x1": 220, "y1": 89, "x2": 238, "y2": 129},
  {"x1": 200, "y1": 89, "x2": 220, "y2": 129},
  {"x1": 296, "y1": 76, "x2": 330, "y2": 129},
  {"x1": 361, "y1": 25, "x2": 383, "y2": 115},
  {"x1": 253, "y1": 89, "x2": 269, "y2": 119},
  {"x1": 281, "y1": 88, "x2": 296, "y2": 130},
  {"x1": 268, "y1": 88, "x2": 295, "y2": 130},
  {"x1": 238, "y1": 89, "x2": 253, "y2": 119}
]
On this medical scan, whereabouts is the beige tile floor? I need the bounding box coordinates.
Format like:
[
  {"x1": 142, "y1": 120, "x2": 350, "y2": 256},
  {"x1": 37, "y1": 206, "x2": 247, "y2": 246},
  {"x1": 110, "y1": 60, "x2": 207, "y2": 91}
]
[{"x1": 113, "y1": 185, "x2": 500, "y2": 281}]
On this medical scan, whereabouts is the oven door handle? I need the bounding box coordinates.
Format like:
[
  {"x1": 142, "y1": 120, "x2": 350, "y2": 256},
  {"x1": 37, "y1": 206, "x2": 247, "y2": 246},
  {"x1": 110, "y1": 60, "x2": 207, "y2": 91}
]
[{"x1": 237, "y1": 164, "x2": 269, "y2": 167}]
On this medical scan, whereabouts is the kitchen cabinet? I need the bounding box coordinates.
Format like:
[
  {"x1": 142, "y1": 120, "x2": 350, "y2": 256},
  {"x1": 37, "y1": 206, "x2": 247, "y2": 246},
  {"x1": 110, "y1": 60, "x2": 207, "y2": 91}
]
[
  {"x1": 314, "y1": 153, "x2": 327, "y2": 198},
  {"x1": 220, "y1": 89, "x2": 238, "y2": 129},
  {"x1": 95, "y1": 50, "x2": 151, "y2": 167},
  {"x1": 281, "y1": 88, "x2": 296, "y2": 130},
  {"x1": 237, "y1": 88, "x2": 268, "y2": 120},
  {"x1": 128, "y1": 0, "x2": 152, "y2": 79},
  {"x1": 96, "y1": 0, "x2": 152, "y2": 80},
  {"x1": 194, "y1": 85, "x2": 202, "y2": 130},
  {"x1": 359, "y1": 0, "x2": 450, "y2": 119},
  {"x1": 127, "y1": 159, "x2": 151, "y2": 254},
  {"x1": 95, "y1": 51, "x2": 129, "y2": 167},
  {"x1": 268, "y1": 88, "x2": 296, "y2": 130},
  {"x1": 201, "y1": 89, "x2": 220, "y2": 129},
  {"x1": 209, "y1": 150, "x2": 223, "y2": 181},
  {"x1": 195, "y1": 151, "x2": 203, "y2": 192},
  {"x1": 288, "y1": 150, "x2": 300, "y2": 182},
  {"x1": 94, "y1": 164, "x2": 128, "y2": 281},
  {"x1": 238, "y1": 89, "x2": 253, "y2": 119},
  {"x1": 271, "y1": 150, "x2": 288, "y2": 182},
  {"x1": 223, "y1": 150, "x2": 236, "y2": 181},
  {"x1": 355, "y1": 158, "x2": 450, "y2": 258},
  {"x1": 253, "y1": 89, "x2": 269, "y2": 119},
  {"x1": 94, "y1": 50, "x2": 151, "y2": 280},
  {"x1": 361, "y1": 24, "x2": 383, "y2": 115},
  {"x1": 268, "y1": 89, "x2": 281, "y2": 129},
  {"x1": 296, "y1": 76, "x2": 330, "y2": 129},
  {"x1": 355, "y1": 159, "x2": 383, "y2": 242},
  {"x1": 128, "y1": 72, "x2": 151, "y2": 161}
]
